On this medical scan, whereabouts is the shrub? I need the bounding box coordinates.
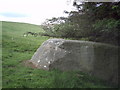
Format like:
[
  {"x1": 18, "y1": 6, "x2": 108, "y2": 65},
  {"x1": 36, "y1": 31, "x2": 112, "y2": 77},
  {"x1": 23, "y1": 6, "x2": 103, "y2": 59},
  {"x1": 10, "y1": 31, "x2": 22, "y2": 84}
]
[{"x1": 92, "y1": 19, "x2": 120, "y2": 45}]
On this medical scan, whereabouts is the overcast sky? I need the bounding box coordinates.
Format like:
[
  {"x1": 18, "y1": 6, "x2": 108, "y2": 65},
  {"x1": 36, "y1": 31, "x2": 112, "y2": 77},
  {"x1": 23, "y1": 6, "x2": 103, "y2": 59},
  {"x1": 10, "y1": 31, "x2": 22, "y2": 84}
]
[{"x1": 0, "y1": 0, "x2": 75, "y2": 25}]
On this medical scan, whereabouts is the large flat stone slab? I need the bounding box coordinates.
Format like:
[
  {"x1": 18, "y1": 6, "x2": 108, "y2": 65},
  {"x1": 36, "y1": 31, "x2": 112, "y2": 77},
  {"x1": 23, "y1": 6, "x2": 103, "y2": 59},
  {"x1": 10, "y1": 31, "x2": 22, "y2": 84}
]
[{"x1": 30, "y1": 39, "x2": 119, "y2": 85}]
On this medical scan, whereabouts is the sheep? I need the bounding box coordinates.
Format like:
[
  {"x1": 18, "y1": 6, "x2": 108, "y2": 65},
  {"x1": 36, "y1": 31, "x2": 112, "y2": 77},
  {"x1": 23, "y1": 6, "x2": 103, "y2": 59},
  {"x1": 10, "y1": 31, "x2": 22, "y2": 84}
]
[{"x1": 23, "y1": 32, "x2": 38, "y2": 37}]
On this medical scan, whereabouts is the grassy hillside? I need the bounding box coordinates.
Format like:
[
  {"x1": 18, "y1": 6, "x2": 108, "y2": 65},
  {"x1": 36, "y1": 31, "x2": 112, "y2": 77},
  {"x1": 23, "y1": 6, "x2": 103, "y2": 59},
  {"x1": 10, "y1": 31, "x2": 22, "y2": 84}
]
[{"x1": 2, "y1": 21, "x2": 114, "y2": 88}]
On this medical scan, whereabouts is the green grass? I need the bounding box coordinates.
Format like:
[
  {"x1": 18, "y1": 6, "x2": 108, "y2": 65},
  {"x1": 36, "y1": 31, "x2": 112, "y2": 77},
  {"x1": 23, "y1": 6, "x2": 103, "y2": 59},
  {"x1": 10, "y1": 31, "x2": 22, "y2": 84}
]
[{"x1": 2, "y1": 21, "x2": 114, "y2": 88}]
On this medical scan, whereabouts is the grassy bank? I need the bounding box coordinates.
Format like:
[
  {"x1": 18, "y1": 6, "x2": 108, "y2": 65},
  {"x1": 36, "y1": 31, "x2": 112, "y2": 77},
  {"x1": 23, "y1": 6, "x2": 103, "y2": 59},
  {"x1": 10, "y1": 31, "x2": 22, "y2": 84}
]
[{"x1": 2, "y1": 21, "x2": 113, "y2": 88}]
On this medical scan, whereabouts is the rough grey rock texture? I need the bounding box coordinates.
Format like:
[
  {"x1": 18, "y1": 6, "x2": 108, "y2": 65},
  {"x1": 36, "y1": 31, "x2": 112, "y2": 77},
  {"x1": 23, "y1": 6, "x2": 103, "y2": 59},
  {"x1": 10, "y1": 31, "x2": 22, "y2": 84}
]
[{"x1": 30, "y1": 39, "x2": 119, "y2": 85}]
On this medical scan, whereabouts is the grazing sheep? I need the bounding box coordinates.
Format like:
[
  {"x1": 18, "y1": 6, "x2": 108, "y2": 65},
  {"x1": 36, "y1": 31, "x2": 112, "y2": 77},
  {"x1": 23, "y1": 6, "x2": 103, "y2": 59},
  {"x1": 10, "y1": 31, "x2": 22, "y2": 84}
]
[
  {"x1": 23, "y1": 32, "x2": 38, "y2": 37},
  {"x1": 23, "y1": 33, "x2": 26, "y2": 37}
]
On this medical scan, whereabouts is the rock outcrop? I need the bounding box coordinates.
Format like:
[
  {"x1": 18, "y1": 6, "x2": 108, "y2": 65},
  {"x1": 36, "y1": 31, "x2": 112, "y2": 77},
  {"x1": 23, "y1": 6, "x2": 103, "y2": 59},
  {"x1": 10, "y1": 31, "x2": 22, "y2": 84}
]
[{"x1": 30, "y1": 39, "x2": 119, "y2": 85}]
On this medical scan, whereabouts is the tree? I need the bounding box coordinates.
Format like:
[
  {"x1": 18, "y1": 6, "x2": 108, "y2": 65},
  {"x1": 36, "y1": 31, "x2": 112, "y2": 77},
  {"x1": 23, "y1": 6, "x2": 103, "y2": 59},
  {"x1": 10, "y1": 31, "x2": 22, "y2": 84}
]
[
  {"x1": 41, "y1": 1, "x2": 120, "y2": 45},
  {"x1": 69, "y1": 1, "x2": 120, "y2": 45}
]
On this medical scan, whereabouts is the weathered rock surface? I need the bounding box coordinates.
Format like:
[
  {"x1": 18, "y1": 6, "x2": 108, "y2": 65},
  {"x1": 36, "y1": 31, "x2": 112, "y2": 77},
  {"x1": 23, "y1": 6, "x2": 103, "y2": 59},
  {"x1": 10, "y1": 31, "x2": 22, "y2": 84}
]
[{"x1": 30, "y1": 39, "x2": 119, "y2": 85}]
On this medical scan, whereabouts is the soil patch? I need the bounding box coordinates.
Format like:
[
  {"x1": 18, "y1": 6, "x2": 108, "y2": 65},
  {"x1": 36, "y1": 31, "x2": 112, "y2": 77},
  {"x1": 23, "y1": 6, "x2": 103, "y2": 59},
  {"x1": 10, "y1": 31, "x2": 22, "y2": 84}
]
[{"x1": 22, "y1": 60, "x2": 37, "y2": 69}]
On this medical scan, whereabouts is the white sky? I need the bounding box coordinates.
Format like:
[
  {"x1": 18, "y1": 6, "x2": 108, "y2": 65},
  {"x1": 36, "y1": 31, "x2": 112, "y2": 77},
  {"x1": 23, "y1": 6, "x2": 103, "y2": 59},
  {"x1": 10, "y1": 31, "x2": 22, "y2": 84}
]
[{"x1": 0, "y1": 0, "x2": 75, "y2": 25}]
